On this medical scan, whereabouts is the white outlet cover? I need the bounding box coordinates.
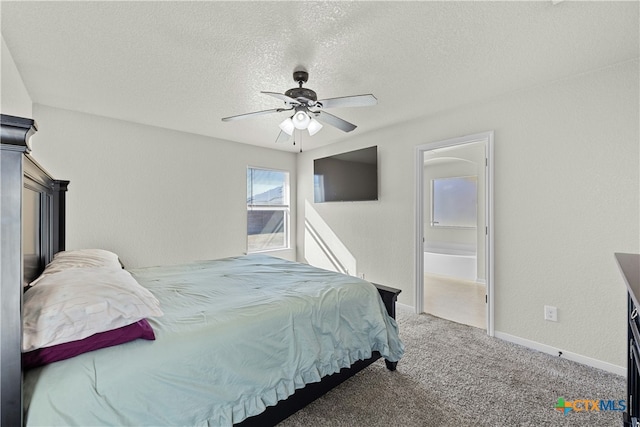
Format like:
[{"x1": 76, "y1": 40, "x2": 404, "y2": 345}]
[{"x1": 544, "y1": 305, "x2": 558, "y2": 321}]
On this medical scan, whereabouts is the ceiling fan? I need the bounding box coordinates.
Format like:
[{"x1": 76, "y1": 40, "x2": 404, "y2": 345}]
[{"x1": 221, "y1": 70, "x2": 377, "y2": 143}]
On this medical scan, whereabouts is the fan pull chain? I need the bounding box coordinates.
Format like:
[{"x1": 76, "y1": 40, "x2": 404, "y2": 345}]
[{"x1": 291, "y1": 130, "x2": 303, "y2": 152}]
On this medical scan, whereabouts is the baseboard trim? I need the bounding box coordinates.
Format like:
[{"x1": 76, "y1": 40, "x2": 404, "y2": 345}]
[
  {"x1": 394, "y1": 304, "x2": 623, "y2": 375},
  {"x1": 396, "y1": 302, "x2": 415, "y2": 313},
  {"x1": 494, "y1": 331, "x2": 626, "y2": 376}
]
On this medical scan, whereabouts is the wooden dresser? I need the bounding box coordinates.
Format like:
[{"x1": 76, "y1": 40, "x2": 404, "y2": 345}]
[{"x1": 617, "y1": 253, "x2": 640, "y2": 427}]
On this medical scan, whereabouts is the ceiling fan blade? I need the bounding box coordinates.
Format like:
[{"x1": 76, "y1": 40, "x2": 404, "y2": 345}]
[
  {"x1": 275, "y1": 130, "x2": 292, "y2": 143},
  {"x1": 314, "y1": 111, "x2": 357, "y2": 133},
  {"x1": 261, "y1": 91, "x2": 300, "y2": 105},
  {"x1": 221, "y1": 108, "x2": 290, "y2": 122},
  {"x1": 317, "y1": 94, "x2": 377, "y2": 109}
]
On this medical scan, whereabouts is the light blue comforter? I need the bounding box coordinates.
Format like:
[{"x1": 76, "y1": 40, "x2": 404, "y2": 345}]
[{"x1": 24, "y1": 254, "x2": 404, "y2": 426}]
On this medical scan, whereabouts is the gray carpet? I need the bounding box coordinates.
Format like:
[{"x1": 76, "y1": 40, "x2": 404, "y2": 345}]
[{"x1": 278, "y1": 307, "x2": 625, "y2": 426}]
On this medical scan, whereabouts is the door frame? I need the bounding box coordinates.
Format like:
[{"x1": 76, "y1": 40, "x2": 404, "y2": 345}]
[{"x1": 414, "y1": 131, "x2": 494, "y2": 336}]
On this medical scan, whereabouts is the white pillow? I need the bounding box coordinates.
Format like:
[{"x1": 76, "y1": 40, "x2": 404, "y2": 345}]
[
  {"x1": 23, "y1": 267, "x2": 163, "y2": 352},
  {"x1": 48, "y1": 248, "x2": 122, "y2": 271},
  {"x1": 29, "y1": 249, "x2": 122, "y2": 287}
]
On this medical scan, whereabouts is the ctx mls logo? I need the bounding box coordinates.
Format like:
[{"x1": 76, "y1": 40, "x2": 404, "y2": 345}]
[{"x1": 554, "y1": 397, "x2": 626, "y2": 415}]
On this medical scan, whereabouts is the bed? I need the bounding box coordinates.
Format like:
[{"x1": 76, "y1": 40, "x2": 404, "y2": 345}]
[{"x1": 0, "y1": 114, "x2": 404, "y2": 426}]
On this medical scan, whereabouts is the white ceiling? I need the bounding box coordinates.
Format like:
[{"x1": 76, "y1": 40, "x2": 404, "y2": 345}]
[{"x1": 1, "y1": 1, "x2": 638, "y2": 153}]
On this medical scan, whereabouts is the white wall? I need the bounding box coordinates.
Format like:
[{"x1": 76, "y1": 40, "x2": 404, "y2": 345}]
[
  {"x1": 296, "y1": 60, "x2": 639, "y2": 367},
  {"x1": 30, "y1": 104, "x2": 297, "y2": 268},
  {"x1": 1, "y1": 36, "x2": 32, "y2": 117}
]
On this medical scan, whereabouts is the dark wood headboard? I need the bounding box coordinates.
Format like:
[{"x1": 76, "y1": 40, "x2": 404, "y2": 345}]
[{"x1": 0, "y1": 114, "x2": 68, "y2": 426}]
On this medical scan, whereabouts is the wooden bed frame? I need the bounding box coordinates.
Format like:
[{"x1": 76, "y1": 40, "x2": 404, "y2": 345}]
[
  {"x1": 0, "y1": 113, "x2": 400, "y2": 427},
  {"x1": 1, "y1": 114, "x2": 69, "y2": 427}
]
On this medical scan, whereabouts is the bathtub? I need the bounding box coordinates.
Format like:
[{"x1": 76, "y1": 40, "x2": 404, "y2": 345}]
[{"x1": 424, "y1": 243, "x2": 477, "y2": 281}]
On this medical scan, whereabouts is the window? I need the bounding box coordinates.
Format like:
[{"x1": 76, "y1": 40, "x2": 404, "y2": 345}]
[
  {"x1": 247, "y1": 167, "x2": 290, "y2": 252},
  {"x1": 431, "y1": 176, "x2": 477, "y2": 228}
]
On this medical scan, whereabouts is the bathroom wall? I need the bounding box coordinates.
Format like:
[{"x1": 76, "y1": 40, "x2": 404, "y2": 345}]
[{"x1": 424, "y1": 142, "x2": 486, "y2": 281}]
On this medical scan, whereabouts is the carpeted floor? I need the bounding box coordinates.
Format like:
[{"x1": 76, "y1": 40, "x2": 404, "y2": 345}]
[{"x1": 278, "y1": 306, "x2": 625, "y2": 426}]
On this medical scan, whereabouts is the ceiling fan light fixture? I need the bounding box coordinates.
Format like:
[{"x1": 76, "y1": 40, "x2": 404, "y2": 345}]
[
  {"x1": 221, "y1": 71, "x2": 375, "y2": 144},
  {"x1": 307, "y1": 118, "x2": 323, "y2": 136},
  {"x1": 279, "y1": 117, "x2": 295, "y2": 135},
  {"x1": 292, "y1": 110, "x2": 311, "y2": 130}
]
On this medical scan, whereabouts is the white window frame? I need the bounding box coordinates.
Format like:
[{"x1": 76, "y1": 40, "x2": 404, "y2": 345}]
[{"x1": 246, "y1": 166, "x2": 290, "y2": 253}]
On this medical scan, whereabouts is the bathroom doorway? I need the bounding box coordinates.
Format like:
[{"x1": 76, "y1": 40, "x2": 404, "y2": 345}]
[{"x1": 414, "y1": 131, "x2": 494, "y2": 335}]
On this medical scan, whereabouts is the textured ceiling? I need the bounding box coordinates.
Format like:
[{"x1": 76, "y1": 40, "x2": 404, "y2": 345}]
[{"x1": 1, "y1": 1, "x2": 638, "y2": 152}]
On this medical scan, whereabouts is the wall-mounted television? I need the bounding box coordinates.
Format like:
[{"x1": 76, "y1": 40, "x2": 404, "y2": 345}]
[{"x1": 313, "y1": 146, "x2": 378, "y2": 203}]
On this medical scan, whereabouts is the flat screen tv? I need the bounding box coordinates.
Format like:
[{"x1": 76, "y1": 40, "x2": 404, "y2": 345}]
[{"x1": 313, "y1": 146, "x2": 378, "y2": 203}]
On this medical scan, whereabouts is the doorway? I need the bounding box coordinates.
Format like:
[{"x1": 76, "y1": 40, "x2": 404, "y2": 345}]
[{"x1": 414, "y1": 131, "x2": 494, "y2": 335}]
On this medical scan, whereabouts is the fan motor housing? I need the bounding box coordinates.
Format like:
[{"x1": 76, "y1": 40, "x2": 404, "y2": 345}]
[{"x1": 285, "y1": 87, "x2": 317, "y2": 102}]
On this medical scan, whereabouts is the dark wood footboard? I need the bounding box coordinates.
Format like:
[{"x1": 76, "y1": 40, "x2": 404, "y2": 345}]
[
  {"x1": 373, "y1": 283, "x2": 401, "y2": 319},
  {"x1": 237, "y1": 283, "x2": 401, "y2": 427}
]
